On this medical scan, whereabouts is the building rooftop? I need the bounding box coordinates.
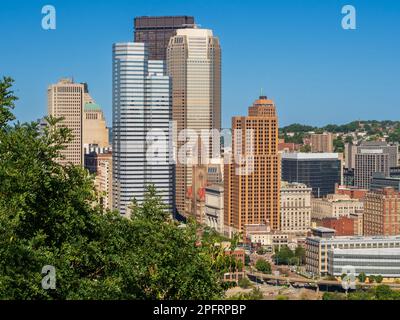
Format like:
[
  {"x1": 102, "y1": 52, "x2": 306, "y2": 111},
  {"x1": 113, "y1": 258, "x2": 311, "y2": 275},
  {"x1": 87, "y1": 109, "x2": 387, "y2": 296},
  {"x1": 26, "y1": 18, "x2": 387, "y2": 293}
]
[
  {"x1": 281, "y1": 153, "x2": 339, "y2": 160},
  {"x1": 84, "y1": 102, "x2": 102, "y2": 111},
  {"x1": 332, "y1": 248, "x2": 400, "y2": 255}
]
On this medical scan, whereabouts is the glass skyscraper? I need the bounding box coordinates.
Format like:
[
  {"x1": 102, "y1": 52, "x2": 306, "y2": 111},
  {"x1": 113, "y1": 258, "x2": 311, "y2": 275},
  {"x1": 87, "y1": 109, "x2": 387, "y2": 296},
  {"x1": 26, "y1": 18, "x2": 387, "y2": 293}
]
[
  {"x1": 112, "y1": 42, "x2": 174, "y2": 215},
  {"x1": 281, "y1": 153, "x2": 341, "y2": 198}
]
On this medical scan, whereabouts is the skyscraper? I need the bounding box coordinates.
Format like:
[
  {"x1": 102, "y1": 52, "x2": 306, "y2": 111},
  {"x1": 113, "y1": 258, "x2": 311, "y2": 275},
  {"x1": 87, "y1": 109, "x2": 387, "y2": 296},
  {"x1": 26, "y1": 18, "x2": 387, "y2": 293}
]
[
  {"x1": 134, "y1": 16, "x2": 195, "y2": 61},
  {"x1": 224, "y1": 96, "x2": 280, "y2": 234},
  {"x1": 48, "y1": 78, "x2": 84, "y2": 166},
  {"x1": 83, "y1": 101, "x2": 109, "y2": 149},
  {"x1": 281, "y1": 153, "x2": 341, "y2": 197},
  {"x1": 112, "y1": 42, "x2": 174, "y2": 215},
  {"x1": 167, "y1": 28, "x2": 221, "y2": 217}
]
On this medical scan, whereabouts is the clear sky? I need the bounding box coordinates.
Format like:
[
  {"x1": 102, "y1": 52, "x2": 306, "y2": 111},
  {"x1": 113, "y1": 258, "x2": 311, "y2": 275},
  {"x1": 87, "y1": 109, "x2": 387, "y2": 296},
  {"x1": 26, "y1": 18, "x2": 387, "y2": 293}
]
[{"x1": 1, "y1": 0, "x2": 399, "y2": 128}]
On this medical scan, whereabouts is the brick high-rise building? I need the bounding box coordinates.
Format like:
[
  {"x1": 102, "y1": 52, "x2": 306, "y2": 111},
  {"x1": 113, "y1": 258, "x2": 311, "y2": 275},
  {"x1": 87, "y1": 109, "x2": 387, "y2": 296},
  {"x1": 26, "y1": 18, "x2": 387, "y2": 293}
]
[
  {"x1": 134, "y1": 16, "x2": 195, "y2": 61},
  {"x1": 167, "y1": 28, "x2": 221, "y2": 217},
  {"x1": 310, "y1": 132, "x2": 334, "y2": 153},
  {"x1": 364, "y1": 187, "x2": 400, "y2": 236},
  {"x1": 224, "y1": 96, "x2": 280, "y2": 234},
  {"x1": 48, "y1": 78, "x2": 84, "y2": 166}
]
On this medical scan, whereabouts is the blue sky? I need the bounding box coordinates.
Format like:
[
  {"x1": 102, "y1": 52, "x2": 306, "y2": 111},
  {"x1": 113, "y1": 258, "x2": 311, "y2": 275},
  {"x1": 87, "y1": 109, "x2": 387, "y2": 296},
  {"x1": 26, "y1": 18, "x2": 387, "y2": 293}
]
[{"x1": 1, "y1": 0, "x2": 399, "y2": 128}]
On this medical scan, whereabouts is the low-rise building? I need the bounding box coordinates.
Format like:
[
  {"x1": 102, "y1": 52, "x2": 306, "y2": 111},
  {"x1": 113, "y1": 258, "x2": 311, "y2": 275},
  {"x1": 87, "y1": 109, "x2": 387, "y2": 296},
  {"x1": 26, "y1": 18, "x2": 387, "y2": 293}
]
[
  {"x1": 312, "y1": 194, "x2": 364, "y2": 220},
  {"x1": 328, "y1": 248, "x2": 400, "y2": 279},
  {"x1": 306, "y1": 235, "x2": 400, "y2": 276},
  {"x1": 245, "y1": 224, "x2": 288, "y2": 252}
]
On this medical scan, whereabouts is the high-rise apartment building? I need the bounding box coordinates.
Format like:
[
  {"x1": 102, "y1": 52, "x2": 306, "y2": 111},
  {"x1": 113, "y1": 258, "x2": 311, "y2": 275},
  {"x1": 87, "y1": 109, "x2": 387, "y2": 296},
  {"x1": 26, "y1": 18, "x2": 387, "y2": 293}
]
[
  {"x1": 280, "y1": 181, "x2": 312, "y2": 234},
  {"x1": 310, "y1": 132, "x2": 334, "y2": 153},
  {"x1": 95, "y1": 152, "x2": 113, "y2": 210},
  {"x1": 364, "y1": 187, "x2": 400, "y2": 236},
  {"x1": 224, "y1": 96, "x2": 280, "y2": 234},
  {"x1": 167, "y1": 28, "x2": 221, "y2": 216},
  {"x1": 112, "y1": 42, "x2": 174, "y2": 215},
  {"x1": 48, "y1": 78, "x2": 84, "y2": 166},
  {"x1": 134, "y1": 16, "x2": 195, "y2": 61},
  {"x1": 281, "y1": 153, "x2": 341, "y2": 198}
]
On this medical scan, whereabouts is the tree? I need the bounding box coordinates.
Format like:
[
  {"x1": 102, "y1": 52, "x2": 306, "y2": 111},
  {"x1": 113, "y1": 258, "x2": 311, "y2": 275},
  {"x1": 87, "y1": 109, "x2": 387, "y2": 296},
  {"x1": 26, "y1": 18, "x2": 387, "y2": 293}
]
[
  {"x1": 244, "y1": 254, "x2": 251, "y2": 266},
  {"x1": 358, "y1": 272, "x2": 367, "y2": 283},
  {"x1": 255, "y1": 259, "x2": 271, "y2": 274},
  {"x1": 274, "y1": 246, "x2": 294, "y2": 265},
  {"x1": 375, "y1": 275, "x2": 383, "y2": 284},
  {"x1": 368, "y1": 275, "x2": 376, "y2": 283},
  {"x1": 0, "y1": 77, "x2": 232, "y2": 300},
  {"x1": 238, "y1": 277, "x2": 252, "y2": 289},
  {"x1": 294, "y1": 246, "x2": 306, "y2": 265}
]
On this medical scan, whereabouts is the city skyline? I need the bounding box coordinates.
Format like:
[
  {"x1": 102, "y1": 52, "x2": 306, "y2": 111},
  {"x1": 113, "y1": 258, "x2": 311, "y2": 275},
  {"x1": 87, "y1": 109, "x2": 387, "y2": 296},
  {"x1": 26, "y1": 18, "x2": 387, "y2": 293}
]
[{"x1": 1, "y1": 0, "x2": 399, "y2": 129}]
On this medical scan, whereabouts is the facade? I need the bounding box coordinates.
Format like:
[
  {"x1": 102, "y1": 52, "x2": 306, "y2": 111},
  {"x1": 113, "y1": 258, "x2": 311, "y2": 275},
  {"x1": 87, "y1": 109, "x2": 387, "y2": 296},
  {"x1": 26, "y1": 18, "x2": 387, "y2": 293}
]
[
  {"x1": 328, "y1": 248, "x2": 400, "y2": 278},
  {"x1": 224, "y1": 96, "x2": 280, "y2": 233},
  {"x1": 167, "y1": 28, "x2": 221, "y2": 217},
  {"x1": 94, "y1": 152, "x2": 113, "y2": 210},
  {"x1": 371, "y1": 172, "x2": 400, "y2": 191},
  {"x1": 311, "y1": 194, "x2": 364, "y2": 220},
  {"x1": 310, "y1": 132, "x2": 334, "y2": 153},
  {"x1": 335, "y1": 185, "x2": 368, "y2": 200},
  {"x1": 306, "y1": 235, "x2": 400, "y2": 276},
  {"x1": 112, "y1": 43, "x2": 174, "y2": 215},
  {"x1": 48, "y1": 78, "x2": 84, "y2": 166},
  {"x1": 281, "y1": 153, "x2": 341, "y2": 198},
  {"x1": 350, "y1": 211, "x2": 364, "y2": 236},
  {"x1": 363, "y1": 187, "x2": 400, "y2": 236},
  {"x1": 205, "y1": 185, "x2": 224, "y2": 234},
  {"x1": 354, "y1": 153, "x2": 389, "y2": 189},
  {"x1": 318, "y1": 216, "x2": 355, "y2": 236},
  {"x1": 83, "y1": 101, "x2": 109, "y2": 148},
  {"x1": 134, "y1": 16, "x2": 195, "y2": 61},
  {"x1": 345, "y1": 141, "x2": 398, "y2": 170},
  {"x1": 280, "y1": 181, "x2": 312, "y2": 234},
  {"x1": 245, "y1": 224, "x2": 288, "y2": 252}
]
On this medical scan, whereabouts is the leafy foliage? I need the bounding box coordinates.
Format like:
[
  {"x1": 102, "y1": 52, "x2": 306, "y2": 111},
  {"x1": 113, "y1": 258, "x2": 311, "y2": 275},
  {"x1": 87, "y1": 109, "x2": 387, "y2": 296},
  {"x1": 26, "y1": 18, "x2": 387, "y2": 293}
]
[
  {"x1": 255, "y1": 259, "x2": 271, "y2": 274},
  {"x1": 0, "y1": 77, "x2": 232, "y2": 300}
]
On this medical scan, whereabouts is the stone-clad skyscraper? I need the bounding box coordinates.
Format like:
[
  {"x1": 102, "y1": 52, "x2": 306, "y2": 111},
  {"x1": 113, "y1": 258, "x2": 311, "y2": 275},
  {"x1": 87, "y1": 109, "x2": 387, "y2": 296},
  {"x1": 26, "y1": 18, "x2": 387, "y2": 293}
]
[
  {"x1": 112, "y1": 43, "x2": 174, "y2": 215},
  {"x1": 167, "y1": 28, "x2": 221, "y2": 217},
  {"x1": 48, "y1": 78, "x2": 84, "y2": 166}
]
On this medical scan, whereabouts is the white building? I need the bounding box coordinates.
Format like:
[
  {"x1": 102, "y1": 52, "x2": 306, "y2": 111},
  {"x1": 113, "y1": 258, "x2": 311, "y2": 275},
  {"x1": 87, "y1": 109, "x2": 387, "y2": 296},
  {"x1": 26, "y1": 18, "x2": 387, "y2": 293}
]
[
  {"x1": 112, "y1": 43, "x2": 174, "y2": 215},
  {"x1": 205, "y1": 185, "x2": 224, "y2": 234},
  {"x1": 280, "y1": 181, "x2": 312, "y2": 234}
]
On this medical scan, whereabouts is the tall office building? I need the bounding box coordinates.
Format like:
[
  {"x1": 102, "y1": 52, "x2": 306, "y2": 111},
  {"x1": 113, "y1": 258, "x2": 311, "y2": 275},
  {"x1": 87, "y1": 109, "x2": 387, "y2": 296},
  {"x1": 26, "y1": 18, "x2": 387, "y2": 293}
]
[
  {"x1": 48, "y1": 78, "x2": 84, "y2": 166},
  {"x1": 281, "y1": 153, "x2": 341, "y2": 198},
  {"x1": 346, "y1": 141, "x2": 398, "y2": 189},
  {"x1": 224, "y1": 96, "x2": 280, "y2": 234},
  {"x1": 167, "y1": 28, "x2": 221, "y2": 216},
  {"x1": 310, "y1": 132, "x2": 334, "y2": 153},
  {"x1": 364, "y1": 187, "x2": 400, "y2": 236},
  {"x1": 112, "y1": 42, "x2": 174, "y2": 215},
  {"x1": 134, "y1": 16, "x2": 195, "y2": 61},
  {"x1": 354, "y1": 153, "x2": 389, "y2": 189}
]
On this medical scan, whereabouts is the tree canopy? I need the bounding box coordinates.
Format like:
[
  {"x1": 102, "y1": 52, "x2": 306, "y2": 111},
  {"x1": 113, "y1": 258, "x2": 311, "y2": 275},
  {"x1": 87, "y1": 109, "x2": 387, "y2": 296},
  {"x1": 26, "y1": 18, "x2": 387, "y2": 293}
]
[{"x1": 0, "y1": 77, "x2": 234, "y2": 300}]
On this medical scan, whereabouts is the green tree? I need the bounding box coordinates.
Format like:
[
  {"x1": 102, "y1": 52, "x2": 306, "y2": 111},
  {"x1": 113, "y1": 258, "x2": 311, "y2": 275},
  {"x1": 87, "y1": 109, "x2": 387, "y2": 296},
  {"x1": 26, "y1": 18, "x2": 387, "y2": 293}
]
[
  {"x1": 375, "y1": 275, "x2": 383, "y2": 284},
  {"x1": 0, "y1": 77, "x2": 232, "y2": 300},
  {"x1": 238, "y1": 277, "x2": 252, "y2": 289},
  {"x1": 255, "y1": 259, "x2": 271, "y2": 274},
  {"x1": 274, "y1": 246, "x2": 294, "y2": 265},
  {"x1": 368, "y1": 275, "x2": 376, "y2": 283},
  {"x1": 294, "y1": 246, "x2": 305, "y2": 265},
  {"x1": 358, "y1": 272, "x2": 367, "y2": 283}
]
